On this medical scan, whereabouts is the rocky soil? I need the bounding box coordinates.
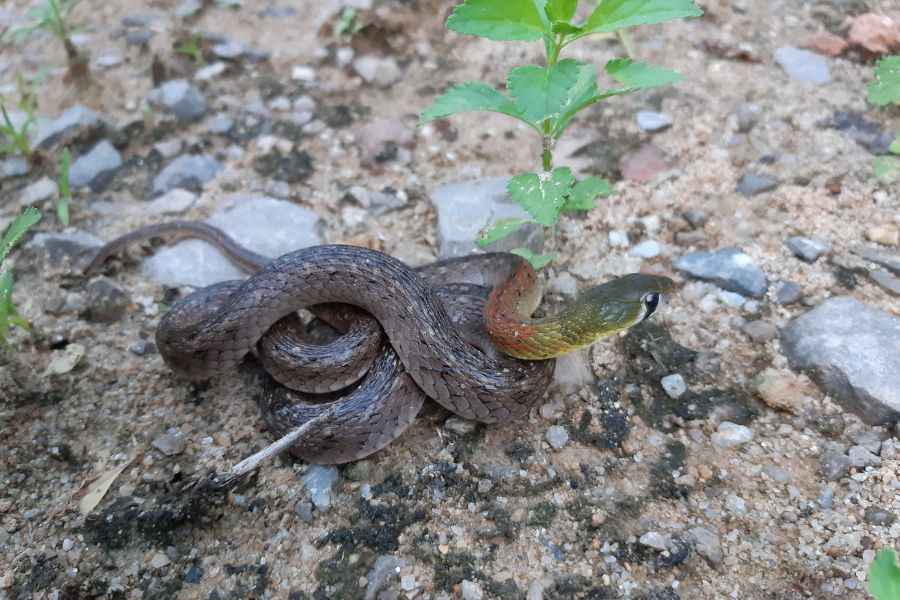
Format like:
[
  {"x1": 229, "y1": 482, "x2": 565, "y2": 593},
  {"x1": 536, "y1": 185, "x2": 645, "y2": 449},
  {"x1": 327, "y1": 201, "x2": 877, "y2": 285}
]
[{"x1": 1, "y1": 0, "x2": 899, "y2": 599}]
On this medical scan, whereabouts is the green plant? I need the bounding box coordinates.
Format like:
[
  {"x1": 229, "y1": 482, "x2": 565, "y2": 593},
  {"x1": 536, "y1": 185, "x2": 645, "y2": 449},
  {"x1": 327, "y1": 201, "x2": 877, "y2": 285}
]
[
  {"x1": 869, "y1": 548, "x2": 900, "y2": 600},
  {"x1": 868, "y1": 56, "x2": 900, "y2": 186},
  {"x1": 333, "y1": 7, "x2": 364, "y2": 37},
  {"x1": 7, "y1": 0, "x2": 88, "y2": 79},
  {"x1": 0, "y1": 207, "x2": 42, "y2": 346},
  {"x1": 174, "y1": 37, "x2": 203, "y2": 62},
  {"x1": 0, "y1": 74, "x2": 40, "y2": 157},
  {"x1": 58, "y1": 148, "x2": 71, "y2": 227},
  {"x1": 418, "y1": 0, "x2": 702, "y2": 267}
]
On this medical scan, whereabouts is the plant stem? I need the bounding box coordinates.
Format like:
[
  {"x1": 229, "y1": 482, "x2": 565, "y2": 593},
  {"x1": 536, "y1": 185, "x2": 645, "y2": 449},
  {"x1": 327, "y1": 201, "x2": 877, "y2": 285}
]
[
  {"x1": 616, "y1": 31, "x2": 634, "y2": 58},
  {"x1": 542, "y1": 136, "x2": 553, "y2": 171}
]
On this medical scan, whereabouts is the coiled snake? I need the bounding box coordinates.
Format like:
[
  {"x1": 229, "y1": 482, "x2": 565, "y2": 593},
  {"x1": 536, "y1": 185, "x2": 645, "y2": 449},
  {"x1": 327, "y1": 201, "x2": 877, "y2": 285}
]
[{"x1": 85, "y1": 221, "x2": 673, "y2": 463}]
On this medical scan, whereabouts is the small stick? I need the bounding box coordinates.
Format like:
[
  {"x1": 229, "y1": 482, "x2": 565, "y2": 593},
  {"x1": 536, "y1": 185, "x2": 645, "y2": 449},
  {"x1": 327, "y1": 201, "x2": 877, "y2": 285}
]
[{"x1": 197, "y1": 408, "x2": 335, "y2": 490}]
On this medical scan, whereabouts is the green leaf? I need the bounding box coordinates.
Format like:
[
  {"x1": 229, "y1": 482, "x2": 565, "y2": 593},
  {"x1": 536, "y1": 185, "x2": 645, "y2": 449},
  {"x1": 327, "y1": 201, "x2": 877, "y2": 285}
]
[
  {"x1": 554, "y1": 61, "x2": 599, "y2": 136},
  {"x1": 507, "y1": 167, "x2": 575, "y2": 226},
  {"x1": 57, "y1": 201, "x2": 69, "y2": 228},
  {"x1": 546, "y1": 0, "x2": 578, "y2": 22},
  {"x1": 874, "y1": 156, "x2": 900, "y2": 186},
  {"x1": 446, "y1": 0, "x2": 547, "y2": 41},
  {"x1": 507, "y1": 59, "x2": 580, "y2": 124},
  {"x1": 418, "y1": 82, "x2": 525, "y2": 126},
  {"x1": 1, "y1": 207, "x2": 42, "y2": 265},
  {"x1": 890, "y1": 134, "x2": 900, "y2": 155},
  {"x1": 0, "y1": 269, "x2": 14, "y2": 343},
  {"x1": 605, "y1": 58, "x2": 685, "y2": 90},
  {"x1": 584, "y1": 0, "x2": 703, "y2": 34},
  {"x1": 476, "y1": 217, "x2": 533, "y2": 248},
  {"x1": 563, "y1": 176, "x2": 612, "y2": 211},
  {"x1": 868, "y1": 56, "x2": 900, "y2": 107},
  {"x1": 869, "y1": 548, "x2": 900, "y2": 600},
  {"x1": 551, "y1": 21, "x2": 583, "y2": 35},
  {"x1": 510, "y1": 247, "x2": 554, "y2": 269}
]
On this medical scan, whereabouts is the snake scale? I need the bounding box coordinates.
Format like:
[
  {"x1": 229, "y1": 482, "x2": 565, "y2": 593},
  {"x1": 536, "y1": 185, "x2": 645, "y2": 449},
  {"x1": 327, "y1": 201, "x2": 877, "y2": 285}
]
[{"x1": 85, "y1": 221, "x2": 673, "y2": 463}]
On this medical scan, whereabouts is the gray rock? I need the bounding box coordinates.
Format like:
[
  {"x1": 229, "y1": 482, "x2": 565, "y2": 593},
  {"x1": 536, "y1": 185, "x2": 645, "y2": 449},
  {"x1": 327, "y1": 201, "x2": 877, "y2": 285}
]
[
  {"x1": 869, "y1": 269, "x2": 900, "y2": 296},
  {"x1": 444, "y1": 416, "x2": 477, "y2": 435},
  {"x1": 742, "y1": 320, "x2": 778, "y2": 343},
  {"x1": 675, "y1": 247, "x2": 768, "y2": 297},
  {"x1": 660, "y1": 373, "x2": 687, "y2": 399},
  {"x1": 95, "y1": 51, "x2": 123, "y2": 68},
  {"x1": 430, "y1": 176, "x2": 543, "y2": 259},
  {"x1": 851, "y1": 246, "x2": 900, "y2": 276},
  {"x1": 776, "y1": 281, "x2": 803, "y2": 304},
  {"x1": 639, "y1": 531, "x2": 669, "y2": 551},
  {"x1": 636, "y1": 110, "x2": 673, "y2": 132},
  {"x1": 146, "y1": 80, "x2": 208, "y2": 122},
  {"x1": 302, "y1": 465, "x2": 339, "y2": 511},
  {"x1": 365, "y1": 556, "x2": 411, "y2": 600},
  {"x1": 733, "y1": 103, "x2": 761, "y2": 133},
  {"x1": 69, "y1": 140, "x2": 122, "y2": 190},
  {"x1": 152, "y1": 154, "x2": 222, "y2": 194},
  {"x1": 711, "y1": 422, "x2": 753, "y2": 447},
  {"x1": 818, "y1": 486, "x2": 834, "y2": 509},
  {"x1": 19, "y1": 176, "x2": 58, "y2": 207},
  {"x1": 207, "y1": 115, "x2": 234, "y2": 135},
  {"x1": 129, "y1": 340, "x2": 156, "y2": 355},
  {"x1": 2, "y1": 157, "x2": 31, "y2": 178},
  {"x1": 141, "y1": 196, "x2": 325, "y2": 287},
  {"x1": 688, "y1": 526, "x2": 723, "y2": 565},
  {"x1": 142, "y1": 189, "x2": 198, "y2": 216},
  {"x1": 152, "y1": 431, "x2": 186, "y2": 456},
  {"x1": 682, "y1": 208, "x2": 709, "y2": 228},
  {"x1": 737, "y1": 172, "x2": 778, "y2": 196},
  {"x1": 293, "y1": 500, "x2": 314, "y2": 523},
  {"x1": 784, "y1": 236, "x2": 830, "y2": 263},
  {"x1": 353, "y1": 55, "x2": 402, "y2": 87},
  {"x1": 864, "y1": 507, "x2": 896, "y2": 526},
  {"x1": 121, "y1": 12, "x2": 160, "y2": 27},
  {"x1": 819, "y1": 446, "x2": 852, "y2": 481},
  {"x1": 781, "y1": 297, "x2": 900, "y2": 425},
  {"x1": 264, "y1": 4, "x2": 296, "y2": 18},
  {"x1": 85, "y1": 276, "x2": 130, "y2": 322},
  {"x1": 848, "y1": 429, "x2": 883, "y2": 453},
  {"x1": 546, "y1": 425, "x2": 569, "y2": 449},
  {"x1": 125, "y1": 29, "x2": 154, "y2": 46},
  {"x1": 33, "y1": 105, "x2": 105, "y2": 149},
  {"x1": 763, "y1": 465, "x2": 790, "y2": 484},
  {"x1": 774, "y1": 45, "x2": 831, "y2": 85},
  {"x1": 27, "y1": 230, "x2": 103, "y2": 265},
  {"x1": 212, "y1": 40, "x2": 269, "y2": 62},
  {"x1": 847, "y1": 445, "x2": 882, "y2": 468},
  {"x1": 460, "y1": 580, "x2": 484, "y2": 600},
  {"x1": 345, "y1": 460, "x2": 373, "y2": 482}
]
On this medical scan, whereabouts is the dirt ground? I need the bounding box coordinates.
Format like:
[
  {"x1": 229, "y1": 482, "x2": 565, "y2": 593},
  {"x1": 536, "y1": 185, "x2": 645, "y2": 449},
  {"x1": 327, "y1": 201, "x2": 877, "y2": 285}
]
[{"x1": 1, "y1": 0, "x2": 899, "y2": 599}]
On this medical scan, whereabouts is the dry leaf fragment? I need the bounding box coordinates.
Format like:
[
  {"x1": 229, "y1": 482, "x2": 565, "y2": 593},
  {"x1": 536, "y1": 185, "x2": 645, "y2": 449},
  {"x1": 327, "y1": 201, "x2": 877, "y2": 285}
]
[
  {"x1": 848, "y1": 13, "x2": 900, "y2": 54},
  {"x1": 71, "y1": 457, "x2": 134, "y2": 514},
  {"x1": 45, "y1": 343, "x2": 85, "y2": 375},
  {"x1": 808, "y1": 30, "x2": 849, "y2": 56}
]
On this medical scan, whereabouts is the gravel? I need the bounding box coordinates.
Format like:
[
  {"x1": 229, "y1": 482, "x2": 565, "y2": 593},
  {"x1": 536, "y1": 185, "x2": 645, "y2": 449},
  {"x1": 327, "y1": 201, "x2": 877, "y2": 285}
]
[
  {"x1": 711, "y1": 422, "x2": 754, "y2": 448},
  {"x1": 675, "y1": 248, "x2": 769, "y2": 297}
]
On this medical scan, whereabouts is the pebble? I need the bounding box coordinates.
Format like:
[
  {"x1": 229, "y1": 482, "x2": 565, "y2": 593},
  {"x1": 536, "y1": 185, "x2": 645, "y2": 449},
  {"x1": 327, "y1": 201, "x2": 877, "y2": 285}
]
[
  {"x1": 355, "y1": 118, "x2": 414, "y2": 166},
  {"x1": 527, "y1": 579, "x2": 553, "y2": 600},
  {"x1": 736, "y1": 172, "x2": 778, "y2": 196},
  {"x1": 345, "y1": 460, "x2": 373, "y2": 482},
  {"x1": 775, "y1": 281, "x2": 803, "y2": 304},
  {"x1": 820, "y1": 446, "x2": 852, "y2": 481},
  {"x1": 19, "y1": 176, "x2": 58, "y2": 207},
  {"x1": 195, "y1": 62, "x2": 228, "y2": 81},
  {"x1": 711, "y1": 422, "x2": 753, "y2": 448},
  {"x1": 142, "y1": 188, "x2": 198, "y2": 216},
  {"x1": 125, "y1": 29, "x2": 153, "y2": 46},
  {"x1": 207, "y1": 115, "x2": 234, "y2": 135},
  {"x1": 152, "y1": 431, "x2": 186, "y2": 456},
  {"x1": 146, "y1": 80, "x2": 208, "y2": 122},
  {"x1": 85, "y1": 276, "x2": 130, "y2": 322},
  {"x1": 549, "y1": 272, "x2": 578, "y2": 298},
  {"x1": 69, "y1": 140, "x2": 123, "y2": 190},
  {"x1": 365, "y1": 556, "x2": 410, "y2": 600},
  {"x1": 302, "y1": 465, "x2": 339, "y2": 511},
  {"x1": 33, "y1": 104, "x2": 104, "y2": 149},
  {"x1": 781, "y1": 297, "x2": 900, "y2": 425},
  {"x1": 863, "y1": 506, "x2": 896, "y2": 526},
  {"x1": 628, "y1": 240, "x2": 660, "y2": 258},
  {"x1": 294, "y1": 501, "x2": 314, "y2": 524},
  {"x1": 763, "y1": 465, "x2": 790, "y2": 484},
  {"x1": 95, "y1": 51, "x2": 123, "y2": 68},
  {"x1": 869, "y1": 269, "x2": 900, "y2": 296},
  {"x1": 689, "y1": 526, "x2": 723, "y2": 565},
  {"x1": 742, "y1": 320, "x2": 778, "y2": 343},
  {"x1": 552, "y1": 348, "x2": 594, "y2": 393},
  {"x1": 783, "y1": 236, "x2": 830, "y2": 262},
  {"x1": 847, "y1": 445, "x2": 882, "y2": 468},
  {"x1": 430, "y1": 176, "x2": 543, "y2": 259},
  {"x1": 353, "y1": 55, "x2": 402, "y2": 87},
  {"x1": 636, "y1": 110, "x2": 673, "y2": 132},
  {"x1": 26, "y1": 230, "x2": 103, "y2": 265},
  {"x1": 733, "y1": 103, "x2": 761, "y2": 132},
  {"x1": 639, "y1": 531, "x2": 669, "y2": 551},
  {"x1": 46, "y1": 343, "x2": 85, "y2": 375},
  {"x1": 460, "y1": 580, "x2": 484, "y2": 600},
  {"x1": 152, "y1": 154, "x2": 222, "y2": 194},
  {"x1": 755, "y1": 369, "x2": 804, "y2": 414},
  {"x1": 149, "y1": 552, "x2": 170, "y2": 571},
  {"x1": 820, "y1": 111, "x2": 895, "y2": 155},
  {"x1": 851, "y1": 246, "x2": 900, "y2": 276},
  {"x1": 2, "y1": 157, "x2": 31, "y2": 178},
  {"x1": 290, "y1": 65, "x2": 316, "y2": 83},
  {"x1": 608, "y1": 230, "x2": 629, "y2": 248},
  {"x1": 400, "y1": 574, "x2": 417, "y2": 591},
  {"x1": 129, "y1": 341, "x2": 156, "y2": 355},
  {"x1": 546, "y1": 426, "x2": 569, "y2": 449},
  {"x1": 866, "y1": 225, "x2": 899, "y2": 247},
  {"x1": 660, "y1": 373, "x2": 687, "y2": 399},
  {"x1": 675, "y1": 247, "x2": 768, "y2": 297},
  {"x1": 142, "y1": 196, "x2": 325, "y2": 287},
  {"x1": 774, "y1": 45, "x2": 831, "y2": 85},
  {"x1": 620, "y1": 144, "x2": 668, "y2": 182}
]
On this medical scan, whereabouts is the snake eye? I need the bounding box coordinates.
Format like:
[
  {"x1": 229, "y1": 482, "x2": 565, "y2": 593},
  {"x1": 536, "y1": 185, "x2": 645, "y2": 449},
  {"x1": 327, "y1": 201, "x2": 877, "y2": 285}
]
[{"x1": 642, "y1": 292, "x2": 660, "y2": 319}]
